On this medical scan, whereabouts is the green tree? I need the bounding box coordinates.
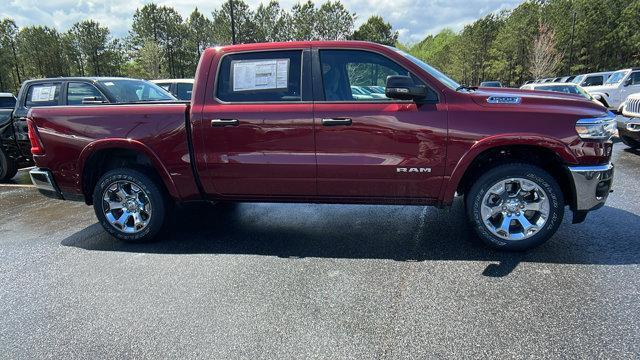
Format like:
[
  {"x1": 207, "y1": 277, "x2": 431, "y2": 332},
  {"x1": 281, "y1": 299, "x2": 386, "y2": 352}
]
[
  {"x1": 315, "y1": 1, "x2": 354, "y2": 40},
  {"x1": 352, "y1": 15, "x2": 398, "y2": 46},
  {"x1": 0, "y1": 18, "x2": 22, "y2": 91},
  {"x1": 211, "y1": 0, "x2": 257, "y2": 44}
]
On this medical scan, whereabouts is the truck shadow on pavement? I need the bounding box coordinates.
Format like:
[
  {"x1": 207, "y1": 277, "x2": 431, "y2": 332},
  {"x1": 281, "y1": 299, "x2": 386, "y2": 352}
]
[{"x1": 61, "y1": 198, "x2": 640, "y2": 277}]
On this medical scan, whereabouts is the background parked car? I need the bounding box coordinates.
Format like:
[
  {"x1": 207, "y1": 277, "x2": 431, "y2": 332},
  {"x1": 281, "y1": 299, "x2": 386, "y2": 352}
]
[
  {"x1": 480, "y1": 81, "x2": 502, "y2": 87},
  {"x1": 619, "y1": 92, "x2": 640, "y2": 149},
  {"x1": 586, "y1": 68, "x2": 640, "y2": 111},
  {"x1": 151, "y1": 79, "x2": 194, "y2": 100},
  {"x1": 0, "y1": 92, "x2": 18, "y2": 180},
  {"x1": 0, "y1": 77, "x2": 175, "y2": 181},
  {"x1": 571, "y1": 71, "x2": 613, "y2": 88},
  {"x1": 520, "y1": 82, "x2": 602, "y2": 106}
]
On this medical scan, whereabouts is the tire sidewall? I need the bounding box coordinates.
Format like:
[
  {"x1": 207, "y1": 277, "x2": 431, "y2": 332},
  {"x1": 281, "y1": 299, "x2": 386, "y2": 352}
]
[
  {"x1": 467, "y1": 164, "x2": 564, "y2": 251},
  {"x1": 93, "y1": 169, "x2": 166, "y2": 242}
]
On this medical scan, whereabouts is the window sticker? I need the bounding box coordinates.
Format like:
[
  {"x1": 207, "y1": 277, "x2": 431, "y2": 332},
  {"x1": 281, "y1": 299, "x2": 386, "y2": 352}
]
[
  {"x1": 231, "y1": 59, "x2": 289, "y2": 92},
  {"x1": 31, "y1": 85, "x2": 57, "y2": 102}
]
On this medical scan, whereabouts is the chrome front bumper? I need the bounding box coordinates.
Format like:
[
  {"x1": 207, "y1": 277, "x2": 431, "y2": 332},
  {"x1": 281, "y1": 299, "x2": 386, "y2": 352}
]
[
  {"x1": 568, "y1": 163, "x2": 614, "y2": 211},
  {"x1": 29, "y1": 168, "x2": 63, "y2": 200}
]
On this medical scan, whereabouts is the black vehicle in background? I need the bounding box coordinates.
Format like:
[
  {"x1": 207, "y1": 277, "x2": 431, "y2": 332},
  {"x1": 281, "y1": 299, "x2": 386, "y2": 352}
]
[
  {"x1": 0, "y1": 77, "x2": 176, "y2": 181},
  {"x1": 479, "y1": 81, "x2": 503, "y2": 88}
]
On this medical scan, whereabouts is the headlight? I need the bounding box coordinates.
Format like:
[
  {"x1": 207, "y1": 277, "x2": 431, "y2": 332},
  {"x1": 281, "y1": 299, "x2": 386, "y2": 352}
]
[{"x1": 576, "y1": 112, "x2": 616, "y2": 140}]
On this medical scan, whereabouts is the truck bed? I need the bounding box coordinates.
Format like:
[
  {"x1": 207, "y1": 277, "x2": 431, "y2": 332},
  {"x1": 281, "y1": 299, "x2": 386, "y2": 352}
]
[{"x1": 28, "y1": 102, "x2": 200, "y2": 201}]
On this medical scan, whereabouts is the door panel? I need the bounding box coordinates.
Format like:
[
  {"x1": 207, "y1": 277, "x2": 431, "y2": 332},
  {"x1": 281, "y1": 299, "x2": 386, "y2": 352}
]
[
  {"x1": 314, "y1": 102, "x2": 446, "y2": 198},
  {"x1": 313, "y1": 49, "x2": 447, "y2": 199},
  {"x1": 199, "y1": 49, "x2": 316, "y2": 197}
]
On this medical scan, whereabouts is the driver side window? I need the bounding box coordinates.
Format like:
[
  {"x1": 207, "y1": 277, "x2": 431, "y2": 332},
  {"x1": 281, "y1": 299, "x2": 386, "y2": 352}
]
[{"x1": 320, "y1": 50, "x2": 405, "y2": 102}]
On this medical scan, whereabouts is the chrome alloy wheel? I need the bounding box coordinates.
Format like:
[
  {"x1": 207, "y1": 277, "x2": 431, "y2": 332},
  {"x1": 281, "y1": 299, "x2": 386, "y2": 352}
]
[
  {"x1": 480, "y1": 177, "x2": 550, "y2": 241},
  {"x1": 102, "y1": 180, "x2": 152, "y2": 234}
]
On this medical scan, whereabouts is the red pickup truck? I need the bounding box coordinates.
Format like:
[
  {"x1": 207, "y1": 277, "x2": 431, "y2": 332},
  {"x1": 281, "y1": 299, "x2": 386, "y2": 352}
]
[{"x1": 27, "y1": 41, "x2": 615, "y2": 251}]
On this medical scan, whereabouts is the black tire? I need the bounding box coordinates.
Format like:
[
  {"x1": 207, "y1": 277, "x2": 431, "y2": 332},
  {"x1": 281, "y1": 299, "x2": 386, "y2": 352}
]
[
  {"x1": 93, "y1": 168, "x2": 168, "y2": 243},
  {"x1": 621, "y1": 136, "x2": 640, "y2": 149},
  {"x1": 0, "y1": 148, "x2": 18, "y2": 181},
  {"x1": 466, "y1": 163, "x2": 564, "y2": 251}
]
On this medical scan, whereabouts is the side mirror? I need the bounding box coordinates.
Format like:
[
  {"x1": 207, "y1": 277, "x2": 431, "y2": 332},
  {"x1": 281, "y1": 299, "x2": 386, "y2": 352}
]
[
  {"x1": 624, "y1": 77, "x2": 632, "y2": 87},
  {"x1": 385, "y1": 75, "x2": 427, "y2": 101},
  {"x1": 81, "y1": 96, "x2": 106, "y2": 105}
]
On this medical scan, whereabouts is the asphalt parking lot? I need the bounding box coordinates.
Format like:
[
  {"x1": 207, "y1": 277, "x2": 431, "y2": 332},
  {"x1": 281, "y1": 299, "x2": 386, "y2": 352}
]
[{"x1": 1, "y1": 142, "x2": 639, "y2": 359}]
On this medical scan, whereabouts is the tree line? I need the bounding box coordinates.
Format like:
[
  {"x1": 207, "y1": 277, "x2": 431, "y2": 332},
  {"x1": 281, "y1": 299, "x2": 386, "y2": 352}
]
[
  {"x1": 406, "y1": 0, "x2": 640, "y2": 86},
  {"x1": 0, "y1": 0, "x2": 396, "y2": 93},
  {"x1": 1, "y1": 0, "x2": 639, "y2": 93}
]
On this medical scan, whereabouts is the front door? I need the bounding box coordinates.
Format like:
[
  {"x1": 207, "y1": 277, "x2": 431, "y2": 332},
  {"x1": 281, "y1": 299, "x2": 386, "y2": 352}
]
[
  {"x1": 199, "y1": 48, "x2": 316, "y2": 197},
  {"x1": 313, "y1": 48, "x2": 447, "y2": 199}
]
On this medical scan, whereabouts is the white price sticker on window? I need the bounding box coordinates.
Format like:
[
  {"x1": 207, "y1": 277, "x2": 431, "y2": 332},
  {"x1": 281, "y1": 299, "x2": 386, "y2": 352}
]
[
  {"x1": 232, "y1": 59, "x2": 289, "y2": 92},
  {"x1": 31, "y1": 85, "x2": 57, "y2": 102}
]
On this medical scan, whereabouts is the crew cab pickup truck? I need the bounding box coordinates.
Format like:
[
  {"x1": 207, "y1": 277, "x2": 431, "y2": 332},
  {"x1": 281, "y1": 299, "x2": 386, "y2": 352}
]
[
  {"x1": 27, "y1": 41, "x2": 616, "y2": 251},
  {"x1": 1, "y1": 77, "x2": 175, "y2": 181}
]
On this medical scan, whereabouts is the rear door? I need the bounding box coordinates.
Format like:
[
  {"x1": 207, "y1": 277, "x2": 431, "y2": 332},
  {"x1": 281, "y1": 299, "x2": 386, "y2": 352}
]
[
  {"x1": 198, "y1": 48, "x2": 316, "y2": 197},
  {"x1": 312, "y1": 48, "x2": 447, "y2": 199}
]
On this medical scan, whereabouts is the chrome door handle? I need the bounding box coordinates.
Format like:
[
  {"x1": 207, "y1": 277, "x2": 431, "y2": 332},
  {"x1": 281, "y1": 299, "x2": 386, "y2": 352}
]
[
  {"x1": 322, "y1": 118, "x2": 352, "y2": 126},
  {"x1": 211, "y1": 119, "x2": 239, "y2": 127}
]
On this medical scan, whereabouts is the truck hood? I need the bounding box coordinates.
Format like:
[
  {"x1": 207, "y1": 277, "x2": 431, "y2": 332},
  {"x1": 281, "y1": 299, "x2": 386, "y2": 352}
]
[{"x1": 469, "y1": 87, "x2": 606, "y2": 113}]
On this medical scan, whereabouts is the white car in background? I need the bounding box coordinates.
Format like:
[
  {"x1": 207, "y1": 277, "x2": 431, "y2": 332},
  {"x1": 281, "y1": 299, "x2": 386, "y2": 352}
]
[
  {"x1": 571, "y1": 71, "x2": 613, "y2": 88},
  {"x1": 150, "y1": 79, "x2": 194, "y2": 100},
  {"x1": 520, "y1": 82, "x2": 603, "y2": 106},
  {"x1": 586, "y1": 68, "x2": 640, "y2": 111},
  {"x1": 618, "y1": 92, "x2": 640, "y2": 149}
]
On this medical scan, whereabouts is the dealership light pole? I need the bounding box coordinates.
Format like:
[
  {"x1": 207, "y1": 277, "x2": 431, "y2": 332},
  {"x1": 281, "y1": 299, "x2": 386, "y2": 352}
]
[
  {"x1": 229, "y1": 0, "x2": 237, "y2": 45},
  {"x1": 568, "y1": 11, "x2": 576, "y2": 71}
]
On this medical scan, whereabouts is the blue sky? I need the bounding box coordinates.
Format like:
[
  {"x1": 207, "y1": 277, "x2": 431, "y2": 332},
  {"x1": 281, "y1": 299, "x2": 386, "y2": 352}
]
[{"x1": 2, "y1": 0, "x2": 523, "y2": 43}]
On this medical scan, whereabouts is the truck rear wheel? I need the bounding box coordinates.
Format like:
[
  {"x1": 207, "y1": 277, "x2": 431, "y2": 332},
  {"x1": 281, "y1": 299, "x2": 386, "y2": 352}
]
[
  {"x1": 93, "y1": 168, "x2": 167, "y2": 243},
  {"x1": 466, "y1": 163, "x2": 564, "y2": 251},
  {"x1": 0, "y1": 148, "x2": 18, "y2": 181}
]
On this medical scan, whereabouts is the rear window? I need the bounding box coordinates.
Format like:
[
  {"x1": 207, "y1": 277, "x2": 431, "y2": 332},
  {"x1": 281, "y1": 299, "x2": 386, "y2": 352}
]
[
  {"x1": 25, "y1": 83, "x2": 61, "y2": 107},
  {"x1": 216, "y1": 50, "x2": 302, "y2": 102},
  {"x1": 0, "y1": 96, "x2": 16, "y2": 108}
]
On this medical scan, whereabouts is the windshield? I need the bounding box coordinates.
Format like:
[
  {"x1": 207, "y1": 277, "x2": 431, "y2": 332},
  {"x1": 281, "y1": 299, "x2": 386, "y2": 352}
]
[
  {"x1": 98, "y1": 79, "x2": 176, "y2": 103},
  {"x1": 571, "y1": 75, "x2": 584, "y2": 84},
  {"x1": 604, "y1": 70, "x2": 628, "y2": 85},
  {"x1": 535, "y1": 84, "x2": 592, "y2": 100},
  {"x1": 391, "y1": 48, "x2": 461, "y2": 90}
]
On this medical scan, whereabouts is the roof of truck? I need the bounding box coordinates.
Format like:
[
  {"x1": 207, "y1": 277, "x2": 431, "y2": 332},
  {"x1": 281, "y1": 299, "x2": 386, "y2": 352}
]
[{"x1": 22, "y1": 77, "x2": 144, "y2": 84}]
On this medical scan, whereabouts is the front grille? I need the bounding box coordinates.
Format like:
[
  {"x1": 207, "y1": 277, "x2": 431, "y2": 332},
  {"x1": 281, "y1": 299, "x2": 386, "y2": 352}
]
[{"x1": 625, "y1": 98, "x2": 640, "y2": 117}]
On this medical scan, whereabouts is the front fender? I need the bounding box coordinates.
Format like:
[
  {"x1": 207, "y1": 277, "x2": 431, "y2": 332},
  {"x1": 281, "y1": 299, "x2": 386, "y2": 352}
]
[
  {"x1": 78, "y1": 138, "x2": 179, "y2": 200},
  {"x1": 440, "y1": 134, "x2": 578, "y2": 204}
]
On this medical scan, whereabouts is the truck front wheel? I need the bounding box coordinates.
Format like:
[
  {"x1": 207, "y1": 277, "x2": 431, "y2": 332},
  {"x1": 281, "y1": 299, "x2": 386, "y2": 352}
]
[
  {"x1": 93, "y1": 168, "x2": 167, "y2": 243},
  {"x1": 466, "y1": 163, "x2": 564, "y2": 251}
]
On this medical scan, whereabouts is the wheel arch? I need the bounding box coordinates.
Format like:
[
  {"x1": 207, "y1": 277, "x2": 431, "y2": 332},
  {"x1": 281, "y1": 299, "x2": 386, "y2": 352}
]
[
  {"x1": 442, "y1": 136, "x2": 578, "y2": 209},
  {"x1": 78, "y1": 139, "x2": 179, "y2": 205}
]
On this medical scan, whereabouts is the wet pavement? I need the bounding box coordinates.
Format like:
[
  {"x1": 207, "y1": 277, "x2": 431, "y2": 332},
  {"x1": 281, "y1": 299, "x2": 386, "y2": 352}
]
[{"x1": 0, "y1": 142, "x2": 639, "y2": 359}]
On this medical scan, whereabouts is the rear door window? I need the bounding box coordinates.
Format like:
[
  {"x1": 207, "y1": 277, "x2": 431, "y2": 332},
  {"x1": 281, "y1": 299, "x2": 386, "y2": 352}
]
[
  {"x1": 216, "y1": 50, "x2": 303, "y2": 102},
  {"x1": 629, "y1": 72, "x2": 640, "y2": 86},
  {"x1": 67, "y1": 82, "x2": 105, "y2": 105},
  {"x1": 25, "y1": 83, "x2": 61, "y2": 107}
]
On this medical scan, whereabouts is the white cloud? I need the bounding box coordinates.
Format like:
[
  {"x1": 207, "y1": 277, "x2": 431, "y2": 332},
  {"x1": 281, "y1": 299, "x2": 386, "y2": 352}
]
[{"x1": 2, "y1": 0, "x2": 523, "y2": 43}]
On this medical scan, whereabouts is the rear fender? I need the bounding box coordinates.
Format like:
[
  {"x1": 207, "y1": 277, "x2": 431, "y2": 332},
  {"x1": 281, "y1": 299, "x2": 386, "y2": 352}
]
[{"x1": 78, "y1": 139, "x2": 179, "y2": 200}]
